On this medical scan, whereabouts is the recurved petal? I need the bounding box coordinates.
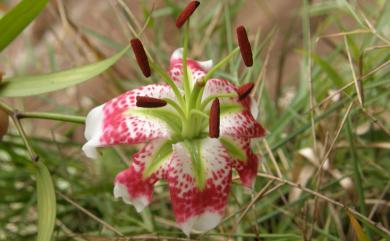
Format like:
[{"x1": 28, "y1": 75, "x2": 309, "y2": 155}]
[
  {"x1": 169, "y1": 48, "x2": 213, "y2": 87},
  {"x1": 165, "y1": 138, "x2": 231, "y2": 235},
  {"x1": 230, "y1": 138, "x2": 260, "y2": 188},
  {"x1": 203, "y1": 78, "x2": 259, "y2": 117},
  {"x1": 220, "y1": 109, "x2": 266, "y2": 138},
  {"x1": 114, "y1": 139, "x2": 172, "y2": 212},
  {"x1": 82, "y1": 84, "x2": 176, "y2": 159}
]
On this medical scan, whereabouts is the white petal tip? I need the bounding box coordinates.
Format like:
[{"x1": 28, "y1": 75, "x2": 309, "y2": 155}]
[
  {"x1": 132, "y1": 196, "x2": 149, "y2": 213},
  {"x1": 82, "y1": 142, "x2": 98, "y2": 159},
  {"x1": 171, "y1": 48, "x2": 184, "y2": 61},
  {"x1": 193, "y1": 212, "x2": 221, "y2": 232},
  {"x1": 83, "y1": 105, "x2": 104, "y2": 159},
  {"x1": 197, "y1": 60, "x2": 213, "y2": 71},
  {"x1": 179, "y1": 212, "x2": 222, "y2": 235},
  {"x1": 250, "y1": 97, "x2": 259, "y2": 118},
  {"x1": 113, "y1": 183, "x2": 149, "y2": 212}
]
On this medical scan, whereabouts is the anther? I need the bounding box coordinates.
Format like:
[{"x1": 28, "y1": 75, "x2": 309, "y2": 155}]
[
  {"x1": 237, "y1": 83, "x2": 254, "y2": 100},
  {"x1": 176, "y1": 1, "x2": 200, "y2": 28},
  {"x1": 209, "y1": 98, "x2": 220, "y2": 138},
  {"x1": 130, "y1": 38, "x2": 151, "y2": 77},
  {"x1": 136, "y1": 96, "x2": 167, "y2": 108},
  {"x1": 236, "y1": 26, "x2": 253, "y2": 67}
]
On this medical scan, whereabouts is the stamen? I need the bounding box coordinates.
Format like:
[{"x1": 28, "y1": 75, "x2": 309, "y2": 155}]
[
  {"x1": 237, "y1": 83, "x2": 254, "y2": 100},
  {"x1": 209, "y1": 98, "x2": 220, "y2": 138},
  {"x1": 176, "y1": 1, "x2": 200, "y2": 28},
  {"x1": 136, "y1": 96, "x2": 167, "y2": 108},
  {"x1": 236, "y1": 26, "x2": 253, "y2": 67},
  {"x1": 130, "y1": 38, "x2": 151, "y2": 77}
]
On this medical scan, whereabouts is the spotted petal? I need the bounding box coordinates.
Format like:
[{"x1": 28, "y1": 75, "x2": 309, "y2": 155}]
[
  {"x1": 114, "y1": 139, "x2": 172, "y2": 212},
  {"x1": 204, "y1": 78, "x2": 258, "y2": 117},
  {"x1": 165, "y1": 138, "x2": 231, "y2": 235},
  {"x1": 220, "y1": 109, "x2": 265, "y2": 138},
  {"x1": 82, "y1": 84, "x2": 177, "y2": 159},
  {"x1": 228, "y1": 138, "x2": 260, "y2": 188},
  {"x1": 169, "y1": 48, "x2": 213, "y2": 88}
]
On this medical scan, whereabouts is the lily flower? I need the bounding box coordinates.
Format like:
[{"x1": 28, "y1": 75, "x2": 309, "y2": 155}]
[{"x1": 82, "y1": 2, "x2": 265, "y2": 235}]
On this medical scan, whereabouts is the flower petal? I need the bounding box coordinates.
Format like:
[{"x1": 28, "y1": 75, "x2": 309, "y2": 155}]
[
  {"x1": 165, "y1": 138, "x2": 231, "y2": 235},
  {"x1": 114, "y1": 139, "x2": 171, "y2": 212},
  {"x1": 202, "y1": 79, "x2": 265, "y2": 138},
  {"x1": 230, "y1": 138, "x2": 260, "y2": 188},
  {"x1": 82, "y1": 84, "x2": 176, "y2": 159},
  {"x1": 204, "y1": 78, "x2": 258, "y2": 117},
  {"x1": 169, "y1": 48, "x2": 213, "y2": 87},
  {"x1": 220, "y1": 110, "x2": 266, "y2": 138}
]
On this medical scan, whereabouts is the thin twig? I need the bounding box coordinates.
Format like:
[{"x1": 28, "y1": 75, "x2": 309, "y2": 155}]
[
  {"x1": 315, "y1": 102, "x2": 354, "y2": 177},
  {"x1": 256, "y1": 172, "x2": 390, "y2": 236},
  {"x1": 232, "y1": 181, "x2": 276, "y2": 231},
  {"x1": 57, "y1": 191, "x2": 123, "y2": 236}
]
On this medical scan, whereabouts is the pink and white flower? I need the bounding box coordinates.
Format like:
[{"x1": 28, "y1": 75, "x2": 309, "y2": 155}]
[
  {"x1": 82, "y1": 2, "x2": 265, "y2": 234},
  {"x1": 83, "y1": 48, "x2": 265, "y2": 234}
]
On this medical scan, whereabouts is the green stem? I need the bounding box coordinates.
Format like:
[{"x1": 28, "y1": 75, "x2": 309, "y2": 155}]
[
  {"x1": 182, "y1": 21, "x2": 191, "y2": 110},
  {"x1": 11, "y1": 113, "x2": 38, "y2": 161},
  {"x1": 0, "y1": 101, "x2": 12, "y2": 113},
  {"x1": 19, "y1": 112, "x2": 85, "y2": 124},
  {"x1": 190, "y1": 109, "x2": 209, "y2": 120},
  {"x1": 0, "y1": 100, "x2": 85, "y2": 124},
  {"x1": 162, "y1": 98, "x2": 185, "y2": 118}
]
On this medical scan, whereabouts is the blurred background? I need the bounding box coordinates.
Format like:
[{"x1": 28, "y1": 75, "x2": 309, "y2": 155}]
[{"x1": 0, "y1": 0, "x2": 389, "y2": 240}]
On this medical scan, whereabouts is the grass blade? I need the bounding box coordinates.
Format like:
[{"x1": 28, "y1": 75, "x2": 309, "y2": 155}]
[
  {"x1": 0, "y1": 0, "x2": 49, "y2": 51},
  {"x1": 0, "y1": 46, "x2": 129, "y2": 97},
  {"x1": 35, "y1": 161, "x2": 56, "y2": 241}
]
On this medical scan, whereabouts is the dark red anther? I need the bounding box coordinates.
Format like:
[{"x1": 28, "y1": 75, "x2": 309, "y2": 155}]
[
  {"x1": 176, "y1": 1, "x2": 200, "y2": 28},
  {"x1": 130, "y1": 38, "x2": 151, "y2": 77},
  {"x1": 237, "y1": 83, "x2": 254, "y2": 100},
  {"x1": 209, "y1": 98, "x2": 220, "y2": 138},
  {"x1": 236, "y1": 26, "x2": 253, "y2": 67},
  {"x1": 136, "y1": 96, "x2": 167, "y2": 108}
]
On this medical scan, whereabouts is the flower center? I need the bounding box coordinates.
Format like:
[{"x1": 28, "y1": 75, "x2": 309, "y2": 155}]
[{"x1": 130, "y1": 8, "x2": 253, "y2": 143}]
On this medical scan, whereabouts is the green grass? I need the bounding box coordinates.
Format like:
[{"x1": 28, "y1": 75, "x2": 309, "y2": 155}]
[{"x1": 0, "y1": 0, "x2": 390, "y2": 240}]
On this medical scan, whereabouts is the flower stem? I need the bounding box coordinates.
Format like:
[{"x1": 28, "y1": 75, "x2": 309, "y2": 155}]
[
  {"x1": 18, "y1": 112, "x2": 85, "y2": 124},
  {"x1": 182, "y1": 21, "x2": 191, "y2": 108},
  {"x1": 11, "y1": 112, "x2": 38, "y2": 161},
  {"x1": 162, "y1": 98, "x2": 185, "y2": 118},
  {"x1": 190, "y1": 109, "x2": 208, "y2": 120},
  {"x1": 0, "y1": 101, "x2": 38, "y2": 161},
  {"x1": 0, "y1": 101, "x2": 85, "y2": 124}
]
